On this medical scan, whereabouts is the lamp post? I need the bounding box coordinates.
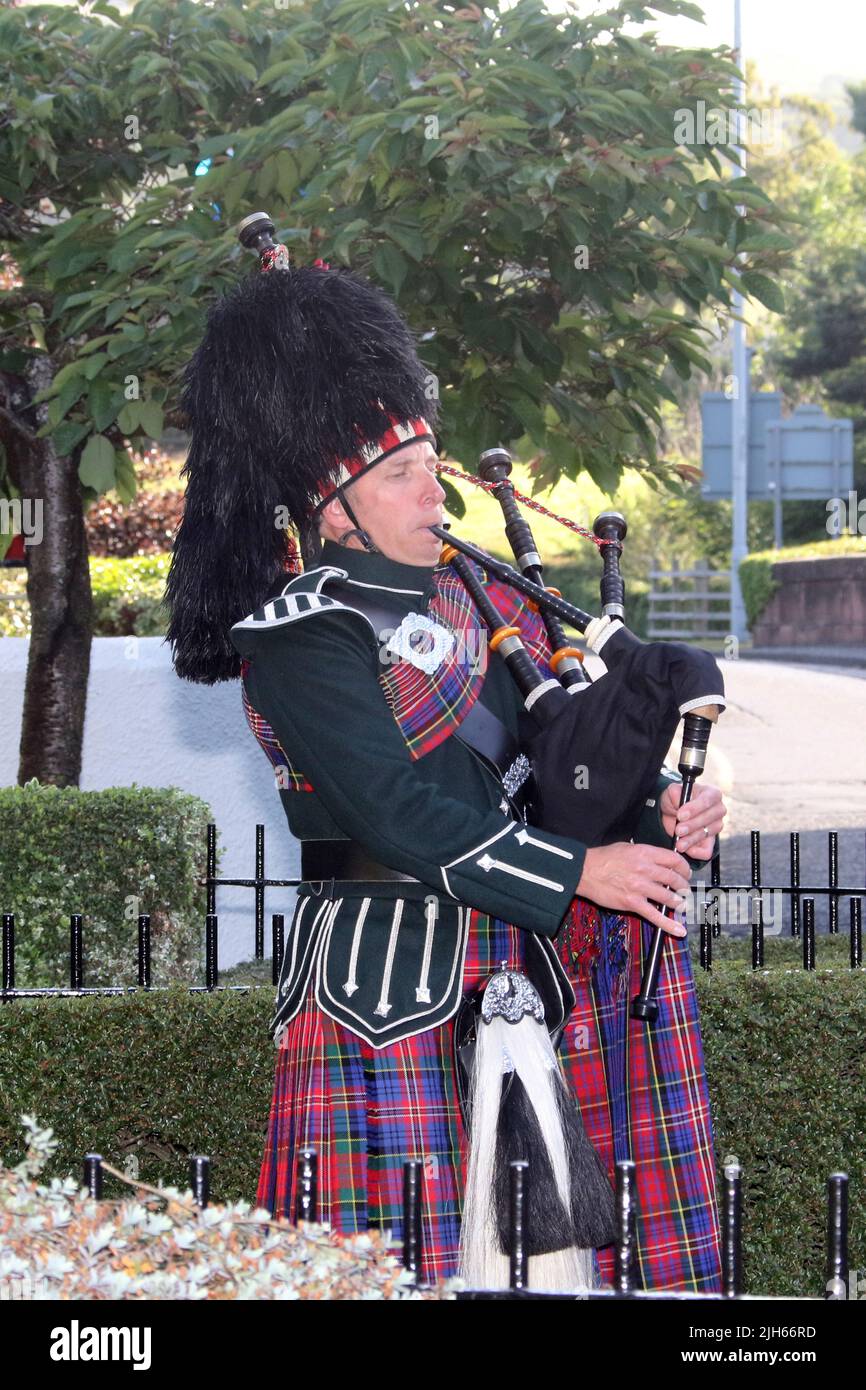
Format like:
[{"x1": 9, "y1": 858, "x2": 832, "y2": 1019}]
[{"x1": 730, "y1": 0, "x2": 749, "y2": 644}]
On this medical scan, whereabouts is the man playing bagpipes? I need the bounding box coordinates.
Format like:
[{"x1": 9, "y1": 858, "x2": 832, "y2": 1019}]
[{"x1": 164, "y1": 227, "x2": 727, "y2": 1292}]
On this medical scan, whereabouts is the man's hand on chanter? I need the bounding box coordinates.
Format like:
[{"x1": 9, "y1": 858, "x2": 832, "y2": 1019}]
[
  {"x1": 575, "y1": 843, "x2": 692, "y2": 937},
  {"x1": 659, "y1": 781, "x2": 727, "y2": 861}
]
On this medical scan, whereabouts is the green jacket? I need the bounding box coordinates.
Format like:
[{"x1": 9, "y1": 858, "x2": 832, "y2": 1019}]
[{"x1": 230, "y1": 539, "x2": 690, "y2": 1047}]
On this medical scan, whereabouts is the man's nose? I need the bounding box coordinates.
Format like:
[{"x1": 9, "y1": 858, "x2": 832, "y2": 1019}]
[{"x1": 422, "y1": 471, "x2": 446, "y2": 506}]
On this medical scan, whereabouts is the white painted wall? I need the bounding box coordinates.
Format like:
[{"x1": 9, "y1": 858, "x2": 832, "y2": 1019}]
[{"x1": 0, "y1": 636, "x2": 299, "y2": 973}]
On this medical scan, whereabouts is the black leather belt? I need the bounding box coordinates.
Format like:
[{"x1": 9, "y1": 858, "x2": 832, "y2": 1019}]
[{"x1": 301, "y1": 838, "x2": 420, "y2": 883}]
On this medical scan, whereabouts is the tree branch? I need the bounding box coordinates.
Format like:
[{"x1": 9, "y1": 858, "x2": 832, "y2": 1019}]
[
  {"x1": 0, "y1": 288, "x2": 54, "y2": 311},
  {"x1": 0, "y1": 403, "x2": 39, "y2": 449}
]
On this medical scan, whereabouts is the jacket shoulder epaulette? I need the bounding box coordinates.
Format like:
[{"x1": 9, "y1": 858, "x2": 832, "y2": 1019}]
[{"x1": 230, "y1": 565, "x2": 378, "y2": 639}]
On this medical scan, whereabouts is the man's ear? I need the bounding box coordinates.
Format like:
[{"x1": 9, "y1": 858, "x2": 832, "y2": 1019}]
[{"x1": 319, "y1": 494, "x2": 349, "y2": 531}]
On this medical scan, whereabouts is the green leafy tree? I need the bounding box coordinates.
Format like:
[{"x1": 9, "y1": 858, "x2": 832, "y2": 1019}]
[
  {"x1": 753, "y1": 79, "x2": 866, "y2": 520},
  {"x1": 638, "y1": 72, "x2": 866, "y2": 556},
  {"x1": 0, "y1": 0, "x2": 791, "y2": 781}
]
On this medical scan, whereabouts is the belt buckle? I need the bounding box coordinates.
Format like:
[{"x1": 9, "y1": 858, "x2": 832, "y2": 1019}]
[{"x1": 307, "y1": 876, "x2": 337, "y2": 898}]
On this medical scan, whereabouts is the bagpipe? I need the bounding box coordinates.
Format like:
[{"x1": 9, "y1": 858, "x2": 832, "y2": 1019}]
[{"x1": 428, "y1": 447, "x2": 726, "y2": 1024}]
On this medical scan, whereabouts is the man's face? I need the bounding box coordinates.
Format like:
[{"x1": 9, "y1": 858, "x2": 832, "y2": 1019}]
[{"x1": 319, "y1": 439, "x2": 446, "y2": 566}]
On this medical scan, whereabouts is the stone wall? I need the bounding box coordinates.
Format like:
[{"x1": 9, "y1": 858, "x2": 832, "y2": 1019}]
[{"x1": 750, "y1": 555, "x2": 866, "y2": 647}]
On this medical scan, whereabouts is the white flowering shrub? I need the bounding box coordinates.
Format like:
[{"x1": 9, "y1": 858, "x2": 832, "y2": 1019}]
[{"x1": 1, "y1": 1116, "x2": 459, "y2": 1300}]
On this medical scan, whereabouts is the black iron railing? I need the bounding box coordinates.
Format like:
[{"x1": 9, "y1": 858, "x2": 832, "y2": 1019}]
[
  {"x1": 2, "y1": 822, "x2": 864, "y2": 997},
  {"x1": 72, "y1": 1146, "x2": 851, "y2": 1301}
]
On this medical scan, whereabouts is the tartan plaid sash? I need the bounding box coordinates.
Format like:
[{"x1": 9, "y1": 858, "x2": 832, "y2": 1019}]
[
  {"x1": 380, "y1": 559, "x2": 552, "y2": 760},
  {"x1": 240, "y1": 559, "x2": 554, "y2": 785}
]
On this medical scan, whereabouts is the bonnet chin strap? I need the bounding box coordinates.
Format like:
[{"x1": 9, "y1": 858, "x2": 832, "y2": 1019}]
[{"x1": 335, "y1": 484, "x2": 378, "y2": 553}]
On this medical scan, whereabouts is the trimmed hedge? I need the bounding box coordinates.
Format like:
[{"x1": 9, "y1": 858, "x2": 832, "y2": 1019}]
[
  {"x1": 0, "y1": 987, "x2": 272, "y2": 1218},
  {"x1": 0, "y1": 782, "x2": 215, "y2": 988},
  {"x1": 696, "y1": 935, "x2": 865, "y2": 1296},
  {"x1": 738, "y1": 554, "x2": 780, "y2": 630},
  {"x1": 0, "y1": 553, "x2": 171, "y2": 637},
  {"x1": 739, "y1": 536, "x2": 866, "y2": 630},
  {"x1": 89, "y1": 553, "x2": 171, "y2": 636},
  {"x1": 0, "y1": 937, "x2": 862, "y2": 1297}
]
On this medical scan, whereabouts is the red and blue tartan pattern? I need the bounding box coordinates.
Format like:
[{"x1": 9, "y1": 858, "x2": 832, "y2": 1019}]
[
  {"x1": 556, "y1": 911, "x2": 722, "y2": 1292},
  {"x1": 255, "y1": 904, "x2": 722, "y2": 1291},
  {"x1": 255, "y1": 910, "x2": 530, "y2": 1287},
  {"x1": 240, "y1": 662, "x2": 313, "y2": 791},
  {"x1": 239, "y1": 562, "x2": 555, "y2": 791},
  {"x1": 379, "y1": 561, "x2": 553, "y2": 760}
]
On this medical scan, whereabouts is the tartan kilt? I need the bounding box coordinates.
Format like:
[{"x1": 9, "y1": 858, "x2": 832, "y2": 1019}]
[
  {"x1": 556, "y1": 914, "x2": 723, "y2": 1293},
  {"x1": 256, "y1": 903, "x2": 721, "y2": 1291}
]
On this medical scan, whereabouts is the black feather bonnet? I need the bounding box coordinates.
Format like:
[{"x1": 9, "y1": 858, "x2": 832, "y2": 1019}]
[{"x1": 164, "y1": 259, "x2": 439, "y2": 683}]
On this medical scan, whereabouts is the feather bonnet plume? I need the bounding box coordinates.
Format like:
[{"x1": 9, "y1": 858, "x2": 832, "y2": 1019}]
[{"x1": 164, "y1": 263, "x2": 440, "y2": 683}]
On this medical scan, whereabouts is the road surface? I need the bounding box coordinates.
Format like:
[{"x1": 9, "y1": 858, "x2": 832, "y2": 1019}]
[{"x1": 583, "y1": 652, "x2": 866, "y2": 937}]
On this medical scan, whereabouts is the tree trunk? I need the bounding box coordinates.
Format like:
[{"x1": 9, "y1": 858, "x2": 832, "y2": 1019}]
[{"x1": 14, "y1": 355, "x2": 93, "y2": 786}]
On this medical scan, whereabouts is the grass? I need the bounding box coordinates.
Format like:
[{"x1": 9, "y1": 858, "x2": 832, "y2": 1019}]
[
  {"x1": 690, "y1": 929, "x2": 859, "y2": 973},
  {"x1": 747, "y1": 535, "x2": 866, "y2": 563}
]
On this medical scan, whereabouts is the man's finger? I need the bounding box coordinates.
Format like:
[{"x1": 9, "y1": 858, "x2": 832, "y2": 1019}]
[
  {"x1": 677, "y1": 818, "x2": 724, "y2": 849},
  {"x1": 681, "y1": 841, "x2": 714, "y2": 860},
  {"x1": 676, "y1": 792, "x2": 722, "y2": 824},
  {"x1": 651, "y1": 847, "x2": 692, "y2": 875},
  {"x1": 654, "y1": 873, "x2": 691, "y2": 900},
  {"x1": 639, "y1": 900, "x2": 687, "y2": 937}
]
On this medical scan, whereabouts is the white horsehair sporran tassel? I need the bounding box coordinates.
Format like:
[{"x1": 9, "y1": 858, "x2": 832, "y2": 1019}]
[{"x1": 458, "y1": 964, "x2": 613, "y2": 1292}]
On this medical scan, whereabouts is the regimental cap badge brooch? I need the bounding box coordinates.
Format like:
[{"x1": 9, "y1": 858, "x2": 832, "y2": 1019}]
[{"x1": 385, "y1": 611, "x2": 455, "y2": 673}]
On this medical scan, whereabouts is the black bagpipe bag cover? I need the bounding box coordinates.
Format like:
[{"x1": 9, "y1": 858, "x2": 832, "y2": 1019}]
[{"x1": 524, "y1": 630, "x2": 724, "y2": 846}]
